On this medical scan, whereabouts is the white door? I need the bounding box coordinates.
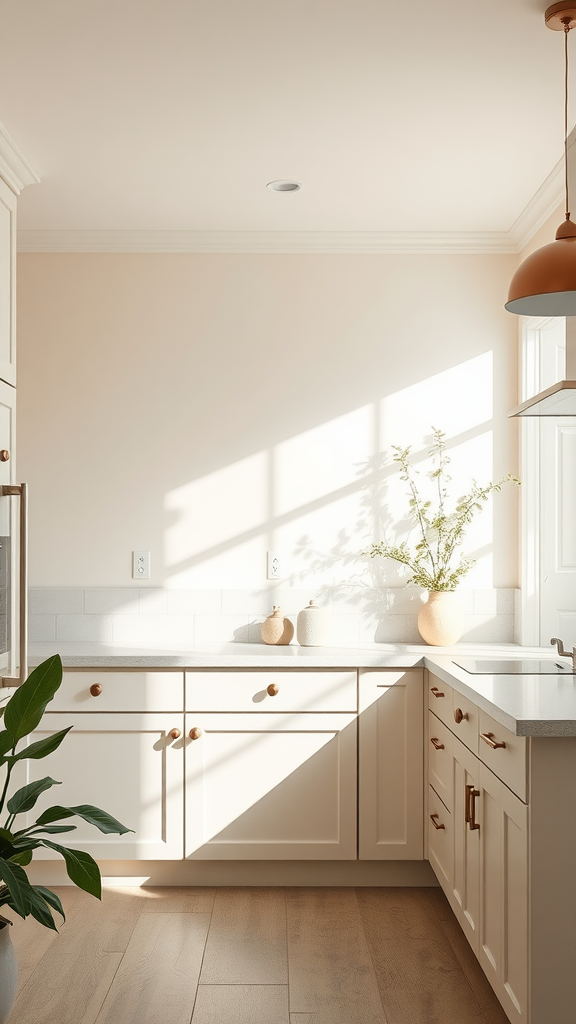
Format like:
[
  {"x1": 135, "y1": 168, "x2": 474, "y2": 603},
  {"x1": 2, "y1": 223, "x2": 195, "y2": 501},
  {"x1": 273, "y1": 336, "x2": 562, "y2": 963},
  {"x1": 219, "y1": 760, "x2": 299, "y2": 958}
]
[
  {"x1": 0, "y1": 178, "x2": 16, "y2": 388},
  {"x1": 17, "y1": 712, "x2": 185, "y2": 859},
  {"x1": 358, "y1": 669, "x2": 423, "y2": 860},
  {"x1": 451, "y1": 735, "x2": 480, "y2": 953},
  {"x1": 538, "y1": 318, "x2": 576, "y2": 645},
  {"x1": 0, "y1": 380, "x2": 16, "y2": 678},
  {"x1": 185, "y1": 712, "x2": 357, "y2": 859}
]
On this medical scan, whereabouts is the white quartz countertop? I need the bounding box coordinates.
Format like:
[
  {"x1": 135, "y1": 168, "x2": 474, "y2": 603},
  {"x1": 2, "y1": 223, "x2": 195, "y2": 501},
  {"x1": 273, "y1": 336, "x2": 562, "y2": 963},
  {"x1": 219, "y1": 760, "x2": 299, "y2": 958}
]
[{"x1": 27, "y1": 641, "x2": 576, "y2": 737}]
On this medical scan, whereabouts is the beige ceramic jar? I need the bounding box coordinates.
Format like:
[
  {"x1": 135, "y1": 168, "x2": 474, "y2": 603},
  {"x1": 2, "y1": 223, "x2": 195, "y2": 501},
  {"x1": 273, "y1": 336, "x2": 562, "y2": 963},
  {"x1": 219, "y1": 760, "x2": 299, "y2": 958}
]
[
  {"x1": 417, "y1": 590, "x2": 464, "y2": 646},
  {"x1": 261, "y1": 607, "x2": 294, "y2": 646}
]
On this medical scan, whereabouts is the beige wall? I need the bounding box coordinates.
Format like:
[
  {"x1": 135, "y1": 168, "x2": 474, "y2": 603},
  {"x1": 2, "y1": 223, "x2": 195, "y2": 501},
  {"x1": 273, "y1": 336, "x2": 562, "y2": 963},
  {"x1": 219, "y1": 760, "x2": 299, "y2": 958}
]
[{"x1": 17, "y1": 252, "x2": 519, "y2": 590}]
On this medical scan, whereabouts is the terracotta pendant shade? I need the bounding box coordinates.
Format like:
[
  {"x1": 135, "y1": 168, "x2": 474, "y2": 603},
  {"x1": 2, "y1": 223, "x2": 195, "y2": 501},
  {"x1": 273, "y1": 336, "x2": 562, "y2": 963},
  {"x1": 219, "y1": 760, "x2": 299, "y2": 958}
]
[{"x1": 505, "y1": 218, "x2": 576, "y2": 316}]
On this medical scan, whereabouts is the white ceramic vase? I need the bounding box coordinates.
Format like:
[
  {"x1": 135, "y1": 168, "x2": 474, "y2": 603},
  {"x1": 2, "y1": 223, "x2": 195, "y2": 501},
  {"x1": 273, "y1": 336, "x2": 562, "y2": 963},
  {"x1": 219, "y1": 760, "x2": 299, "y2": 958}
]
[
  {"x1": 297, "y1": 600, "x2": 329, "y2": 647},
  {"x1": 0, "y1": 918, "x2": 18, "y2": 1024},
  {"x1": 417, "y1": 590, "x2": 464, "y2": 646}
]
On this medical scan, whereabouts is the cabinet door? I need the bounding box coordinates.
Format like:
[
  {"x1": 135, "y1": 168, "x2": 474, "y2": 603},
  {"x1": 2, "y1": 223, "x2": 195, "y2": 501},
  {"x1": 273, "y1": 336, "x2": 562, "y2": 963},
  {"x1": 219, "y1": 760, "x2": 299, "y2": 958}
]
[
  {"x1": 478, "y1": 763, "x2": 528, "y2": 1023},
  {"x1": 0, "y1": 178, "x2": 16, "y2": 387},
  {"x1": 358, "y1": 669, "x2": 423, "y2": 860},
  {"x1": 451, "y1": 735, "x2": 480, "y2": 952},
  {"x1": 16, "y1": 713, "x2": 184, "y2": 860},
  {"x1": 428, "y1": 784, "x2": 453, "y2": 894},
  {"x1": 184, "y1": 712, "x2": 357, "y2": 860}
]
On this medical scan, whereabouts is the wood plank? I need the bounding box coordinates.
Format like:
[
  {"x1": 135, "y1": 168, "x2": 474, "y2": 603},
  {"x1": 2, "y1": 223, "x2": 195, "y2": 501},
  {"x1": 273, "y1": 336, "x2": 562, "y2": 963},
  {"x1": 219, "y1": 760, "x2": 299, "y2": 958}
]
[
  {"x1": 4, "y1": 887, "x2": 85, "y2": 995},
  {"x1": 9, "y1": 887, "x2": 143, "y2": 1024},
  {"x1": 135, "y1": 885, "x2": 216, "y2": 913},
  {"x1": 192, "y1": 985, "x2": 289, "y2": 1024},
  {"x1": 286, "y1": 888, "x2": 387, "y2": 1023},
  {"x1": 357, "y1": 887, "x2": 498, "y2": 1024},
  {"x1": 96, "y1": 912, "x2": 210, "y2": 1024},
  {"x1": 199, "y1": 887, "x2": 287, "y2": 985},
  {"x1": 425, "y1": 888, "x2": 509, "y2": 1024},
  {"x1": 290, "y1": 1016, "x2": 317, "y2": 1023}
]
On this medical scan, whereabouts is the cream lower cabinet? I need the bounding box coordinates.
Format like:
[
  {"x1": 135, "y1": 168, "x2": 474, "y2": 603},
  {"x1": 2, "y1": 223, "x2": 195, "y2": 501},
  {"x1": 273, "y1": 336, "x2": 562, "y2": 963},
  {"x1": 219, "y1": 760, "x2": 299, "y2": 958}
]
[
  {"x1": 19, "y1": 712, "x2": 185, "y2": 860},
  {"x1": 358, "y1": 669, "x2": 423, "y2": 859},
  {"x1": 428, "y1": 679, "x2": 528, "y2": 1024},
  {"x1": 184, "y1": 711, "x2": 357, "y2": 859}
]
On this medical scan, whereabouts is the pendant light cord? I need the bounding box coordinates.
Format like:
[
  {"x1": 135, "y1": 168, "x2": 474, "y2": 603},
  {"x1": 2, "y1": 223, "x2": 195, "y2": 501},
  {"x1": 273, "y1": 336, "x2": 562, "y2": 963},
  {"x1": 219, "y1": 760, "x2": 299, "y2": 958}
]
[{"x1": 564, "y1": 19, "x2": 571, "y2": 220}]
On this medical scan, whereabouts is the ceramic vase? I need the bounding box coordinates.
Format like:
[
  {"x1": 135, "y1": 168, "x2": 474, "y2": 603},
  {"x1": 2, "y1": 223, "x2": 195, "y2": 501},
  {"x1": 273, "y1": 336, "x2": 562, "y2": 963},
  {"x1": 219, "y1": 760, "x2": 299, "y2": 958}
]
[
  {"x1": 0, "y1": 918, "x2": 17, "y2": 1024},
  {"x1": 261, "y1": 607, "x2": 294, "y2": 646},
  {"x1": 417, "y1": 590, "x2": 464, "y2": 646},
  {"x1": 297, "y1": 600, "x2": 329, "y2": 647}
]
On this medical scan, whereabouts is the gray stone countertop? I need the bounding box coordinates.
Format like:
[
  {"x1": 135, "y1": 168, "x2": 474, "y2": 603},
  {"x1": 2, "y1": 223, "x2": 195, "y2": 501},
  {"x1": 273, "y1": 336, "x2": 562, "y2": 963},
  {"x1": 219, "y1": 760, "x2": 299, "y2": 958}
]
[{"x1": 27, "y1": 641, "x2": 576, "y2": 737}]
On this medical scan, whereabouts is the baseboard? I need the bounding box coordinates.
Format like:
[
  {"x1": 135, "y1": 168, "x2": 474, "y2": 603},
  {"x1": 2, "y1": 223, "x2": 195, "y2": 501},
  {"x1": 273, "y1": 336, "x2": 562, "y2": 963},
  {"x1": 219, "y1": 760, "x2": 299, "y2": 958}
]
[{"x1": 28, "y1": 859, "x2": 438, "y2": 887}]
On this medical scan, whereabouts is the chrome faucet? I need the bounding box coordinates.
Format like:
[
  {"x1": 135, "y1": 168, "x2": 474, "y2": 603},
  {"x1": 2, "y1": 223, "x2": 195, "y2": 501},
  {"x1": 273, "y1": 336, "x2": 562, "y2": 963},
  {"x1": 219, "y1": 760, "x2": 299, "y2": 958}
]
[{"x1": 551, "y1": 637, "x2": 576, "y2": 669}]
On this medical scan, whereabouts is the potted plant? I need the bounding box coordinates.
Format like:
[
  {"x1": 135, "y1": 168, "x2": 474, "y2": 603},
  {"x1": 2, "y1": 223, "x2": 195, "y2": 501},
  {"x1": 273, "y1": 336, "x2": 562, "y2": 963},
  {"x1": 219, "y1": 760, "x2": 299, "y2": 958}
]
[
  {"x1": 367, "y1": 428, "x2": 519, "y2": 645},
  {"x1": 0, "y1": 654, "x2": 133, "y2": 1023}
]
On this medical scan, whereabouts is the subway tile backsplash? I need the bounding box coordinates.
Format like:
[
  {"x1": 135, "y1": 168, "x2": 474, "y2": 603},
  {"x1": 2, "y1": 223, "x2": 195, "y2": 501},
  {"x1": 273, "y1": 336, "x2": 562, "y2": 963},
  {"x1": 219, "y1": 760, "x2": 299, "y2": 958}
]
[{"x1": 27, "y1": 587, "x2": 518, "y2": 646}]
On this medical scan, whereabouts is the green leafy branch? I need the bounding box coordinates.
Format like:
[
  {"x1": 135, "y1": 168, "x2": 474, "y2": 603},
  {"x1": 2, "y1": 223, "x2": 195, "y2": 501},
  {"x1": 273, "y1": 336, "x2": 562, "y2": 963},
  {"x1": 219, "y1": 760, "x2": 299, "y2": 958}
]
[
  {"x1": 367, "y1": 428, "x2": 520, "y2": 592},
  {"x1": 0, "y1": 655, "x2": 133, "y2": 931}
]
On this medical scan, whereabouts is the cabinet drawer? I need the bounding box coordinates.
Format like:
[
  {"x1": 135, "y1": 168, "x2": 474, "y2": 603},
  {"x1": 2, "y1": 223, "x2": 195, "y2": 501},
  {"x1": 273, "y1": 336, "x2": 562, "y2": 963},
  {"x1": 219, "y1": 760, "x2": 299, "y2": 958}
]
[
  {"x1": 427, "y1": 672, "x2": 453, "y2": 726},
  {"x1": 478, "y1": 709, "x2": 528, "y2": 802},
  {"x1": 48, "y1": 671, "x2": 184, "y2": 713},
  {"x1": 185, "y1": 670, "x2": 357, "y2": 712},
  {"x1": 428, "y1": 785, "x2": 453, "y2": 896},
  {"x1": 450, "y1": 691, "x2": 479, "y2": 755},
  {"x1": 428, "y1": 712, "x2": 453, "y2": 811}
]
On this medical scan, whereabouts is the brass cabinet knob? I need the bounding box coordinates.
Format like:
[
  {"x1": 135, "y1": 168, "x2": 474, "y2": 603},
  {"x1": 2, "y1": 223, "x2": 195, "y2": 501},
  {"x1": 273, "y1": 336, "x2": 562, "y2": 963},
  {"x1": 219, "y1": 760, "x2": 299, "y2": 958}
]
[
  {"x1": 454, "y1": 707, "x2": 469, "y2": 724},
  {"x1": 189, "y1": 727, "x2": 202, "y2": 740},
  {"x1": 0, "y1": 450, "x2": 10, "y2": 462},
  {"x1": 430, "y1": 686, "x2": 445, "y2": 698},
  {"x1": 169, "y1": 728, "x2": 181, "y2": 740},
  {"x1": 266, "y1": 683, "x2": 279, "y2": 696},
  {"x1": 89, "y1": 683, "x2": 102, "y2": 697}
]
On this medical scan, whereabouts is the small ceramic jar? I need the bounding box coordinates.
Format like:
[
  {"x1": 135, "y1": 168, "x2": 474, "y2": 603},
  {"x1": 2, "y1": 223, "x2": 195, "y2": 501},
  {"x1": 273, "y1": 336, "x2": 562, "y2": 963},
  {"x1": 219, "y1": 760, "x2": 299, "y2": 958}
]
[
  {"x1": 261, "y1": 607, "x2": 294, "y2": 646},
  {"x1": 296, "y1": 600, "x2": 329, "y2": 647}
]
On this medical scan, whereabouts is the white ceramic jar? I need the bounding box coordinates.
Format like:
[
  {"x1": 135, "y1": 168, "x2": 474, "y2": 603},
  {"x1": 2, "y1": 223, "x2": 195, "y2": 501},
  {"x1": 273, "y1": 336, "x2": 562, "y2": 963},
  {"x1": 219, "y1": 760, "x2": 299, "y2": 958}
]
[
  {"x1": 261, "y1": 607, "x2": 294, "y2": 646},
  {"x1": 296, "y1": 600, "x2": 329, "y2": 646}
]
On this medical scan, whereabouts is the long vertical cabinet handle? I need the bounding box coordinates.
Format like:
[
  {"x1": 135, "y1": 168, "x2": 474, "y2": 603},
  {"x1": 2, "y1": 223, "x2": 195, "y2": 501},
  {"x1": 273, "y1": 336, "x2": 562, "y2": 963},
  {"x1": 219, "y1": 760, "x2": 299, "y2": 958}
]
[
  {"x1": 466, "y1": 783, "x2": 480, "y2": 831},
  {"x1": 1, "y1": 483, "x2": 28, "y2": 687}
]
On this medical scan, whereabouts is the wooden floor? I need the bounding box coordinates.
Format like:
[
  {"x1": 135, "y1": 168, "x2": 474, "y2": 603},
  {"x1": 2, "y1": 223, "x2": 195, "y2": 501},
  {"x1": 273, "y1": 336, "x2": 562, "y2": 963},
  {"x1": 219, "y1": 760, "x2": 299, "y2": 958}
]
[{"x1": 5, "y1": 886, "x2": 509, "y2": 1024}]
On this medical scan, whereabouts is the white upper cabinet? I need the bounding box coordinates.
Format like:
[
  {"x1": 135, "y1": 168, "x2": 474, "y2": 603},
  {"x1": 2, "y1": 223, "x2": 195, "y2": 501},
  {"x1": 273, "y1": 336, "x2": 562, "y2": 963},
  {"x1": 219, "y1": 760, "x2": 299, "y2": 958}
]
[{"x1": 0, "y1": 177, "x2": 16, "y2": 387}]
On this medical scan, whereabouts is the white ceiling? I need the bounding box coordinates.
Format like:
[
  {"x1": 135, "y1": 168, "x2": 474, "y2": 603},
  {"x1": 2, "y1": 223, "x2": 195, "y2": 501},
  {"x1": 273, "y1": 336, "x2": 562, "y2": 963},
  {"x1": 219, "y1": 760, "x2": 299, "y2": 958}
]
[{"x1": 0, "y1": 0, "x2": 571, "y2": 246}]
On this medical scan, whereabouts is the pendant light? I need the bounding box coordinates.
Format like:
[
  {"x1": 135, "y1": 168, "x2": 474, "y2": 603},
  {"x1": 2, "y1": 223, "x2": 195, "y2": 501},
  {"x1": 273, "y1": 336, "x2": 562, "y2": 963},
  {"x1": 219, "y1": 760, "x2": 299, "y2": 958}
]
[{"x1": 506, "y1": 3, "x2": 576, "y2": 316}]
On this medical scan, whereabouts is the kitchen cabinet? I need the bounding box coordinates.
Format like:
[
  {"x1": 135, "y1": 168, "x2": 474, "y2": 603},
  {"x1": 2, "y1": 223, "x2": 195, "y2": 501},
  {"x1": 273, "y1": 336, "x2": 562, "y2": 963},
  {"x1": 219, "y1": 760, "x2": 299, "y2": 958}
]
[
  {"x1": 0, "y1": 176, "x2": 16, "y2": 388},
  {"x1": 358, "y1": 669, "x2": 423, "y2": 860},
  {"x1": 427, "y1": 672, "x2": 528, "y2": 1023},
  {"x1": 19, "y1": 671, "x2": 185, "y2": 859},
  {"x1": 184, "y1": 670, "x2": 357, "y2": 859}
]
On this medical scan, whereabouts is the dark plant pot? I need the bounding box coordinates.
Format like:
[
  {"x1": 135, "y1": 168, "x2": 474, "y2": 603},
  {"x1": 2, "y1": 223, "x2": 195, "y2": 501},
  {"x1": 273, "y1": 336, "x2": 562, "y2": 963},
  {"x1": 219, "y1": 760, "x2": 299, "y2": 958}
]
[{"x1": 0, "y1": 915, "x2": 17, "y2": 1024}]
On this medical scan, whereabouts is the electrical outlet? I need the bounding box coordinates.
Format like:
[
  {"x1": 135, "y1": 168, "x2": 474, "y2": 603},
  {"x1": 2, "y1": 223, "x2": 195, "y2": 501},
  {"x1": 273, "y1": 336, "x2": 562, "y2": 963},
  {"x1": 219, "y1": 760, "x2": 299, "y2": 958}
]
[
  {"x1": 132, "y1": 550, "x2": 150, "y2": 580},
  {"x1": 267, "y1": 551, "x2": 282, "y2": 579}
]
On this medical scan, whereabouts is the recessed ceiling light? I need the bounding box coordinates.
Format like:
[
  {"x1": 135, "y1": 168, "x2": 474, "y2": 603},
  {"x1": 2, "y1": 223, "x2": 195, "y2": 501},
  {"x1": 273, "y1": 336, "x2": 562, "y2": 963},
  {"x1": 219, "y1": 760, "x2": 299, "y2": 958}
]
[{"x1": 266, "y1": 180, "x2": 302, "y2": 192}]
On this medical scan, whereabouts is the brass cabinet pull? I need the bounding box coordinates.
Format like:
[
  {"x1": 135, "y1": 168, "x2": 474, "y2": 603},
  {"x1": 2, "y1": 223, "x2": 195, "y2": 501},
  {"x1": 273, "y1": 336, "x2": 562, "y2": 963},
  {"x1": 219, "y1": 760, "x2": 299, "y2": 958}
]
[
  {"x1": 266, "y1": 683, "x2": 279, "y2": 696},
  {"x1": 169, "y1": 728, "x2": 181, "y2": 740},
  {"x1": 466, "y1": 784, "x2": 480, "y2": 830},
  {"x1": 480, "y1": 731, "x2": 506, "y2": 750},
  {"x1": 454, "y1": 707, "x2": 468, "y2": 724},
  {"x1": 430, "y1": 686, "x2": 445, "y2": 698},
  {"x1": 189, "y1": 727, "x2": 202, "y2": 740},
  {"x1": 430, "y1": 737, "x2": 445, "y2": 750},
  {"x1": 430, "y1": 813, "x2": 445, "y2": 830},
  {"x1": 0, "y1": 450, "x2": 10, "y2": 462},
  {"x1": 89, "y1": 683, "x2": 102, "y2": 697}
]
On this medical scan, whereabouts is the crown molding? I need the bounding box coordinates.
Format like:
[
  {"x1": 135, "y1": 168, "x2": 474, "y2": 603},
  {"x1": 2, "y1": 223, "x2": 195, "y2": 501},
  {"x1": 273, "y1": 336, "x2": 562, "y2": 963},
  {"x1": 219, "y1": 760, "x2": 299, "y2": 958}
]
[
  {"x1": 0, "y1": 122, "x2": 39, "y2": 196},
  {"x1": 17, "y1": 228, "x2": 519, "y2": 254},
  {"x1": 507, "y1": 156, "x2": 564, "y2": 252}
]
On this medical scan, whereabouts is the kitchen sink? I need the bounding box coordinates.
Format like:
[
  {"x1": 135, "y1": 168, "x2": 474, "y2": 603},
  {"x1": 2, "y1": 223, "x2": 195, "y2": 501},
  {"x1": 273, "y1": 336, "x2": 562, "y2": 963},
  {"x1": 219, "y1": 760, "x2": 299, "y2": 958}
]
[{"x1": 452, "y1": 658, "x2": 576, "y2": 675}]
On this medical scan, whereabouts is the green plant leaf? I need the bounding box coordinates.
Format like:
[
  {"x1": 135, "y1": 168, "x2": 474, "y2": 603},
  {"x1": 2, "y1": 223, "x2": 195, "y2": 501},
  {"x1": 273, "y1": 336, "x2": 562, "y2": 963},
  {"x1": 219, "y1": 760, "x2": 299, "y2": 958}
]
[
  {"x1": 26, "y1": 888, "x2": 58, "y2": 931},
  {"x1": 10, "y1": 849, "x2": 33, "y2": 866},
  {"x1": 0, "y1": 860, "x2": 32, "y2": 918},
  {"x1": 4, "y1": 656, "x2": 63, "y2": 741},
  {"x1": 0, "y1": 730, "x2": 14, "y2": 758},
  {"x1": 7, "y1": 776, "x2": 61, "y2": 815},
  {"x1": 5, "y1": 728, "x2": 72, "y2": 764},
  {"x1": 41, "y1": 841, "x2": 102, "y2": 899},
  {"x1": 36, "y1": 804, "x2": 133, "y2": 835},
  {"x1": 33, "y1": 885, "x2": 65, "y2": 922}
]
